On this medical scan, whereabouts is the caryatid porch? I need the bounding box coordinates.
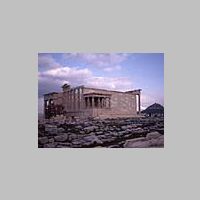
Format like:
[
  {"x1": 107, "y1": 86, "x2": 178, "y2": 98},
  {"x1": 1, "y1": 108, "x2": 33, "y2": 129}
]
[{"x1": 83, "y1": 93, "x2": 111, "y2": 109}]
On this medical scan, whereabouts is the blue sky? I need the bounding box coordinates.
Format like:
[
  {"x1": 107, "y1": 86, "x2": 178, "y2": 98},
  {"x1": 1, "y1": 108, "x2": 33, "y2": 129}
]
[{"x1": 38, "y1": 53, "x2": 164, "y2": 113}]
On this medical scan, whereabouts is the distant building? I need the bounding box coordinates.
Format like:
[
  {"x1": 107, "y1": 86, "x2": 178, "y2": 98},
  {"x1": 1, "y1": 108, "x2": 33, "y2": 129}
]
[
  {"x1": 141, "y1": 103, "x2": 164, "y2": 117},
  {"x1": 44, "y1": 84, "x2": 141, "y2": 119}
]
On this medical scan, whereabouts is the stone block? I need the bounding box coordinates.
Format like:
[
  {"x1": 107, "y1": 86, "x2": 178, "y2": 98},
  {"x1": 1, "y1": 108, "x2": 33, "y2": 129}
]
[
  {"x1": 39, "y1": 137, "x2": 49, "y2": 144},
  {"x1": 43, "y1": 143, "x2": 56, "y2": 148},
  {"x1": 54, "y1": 133, "x2": 68, "y2": 142},
  {"x1": 45, "y1": 124, "x2": 58, "y2": 135},
  {"x1": 146, "y1": 131, "x2": 162, "y2": 139},
  {"x1": 83, "y1": 126, "x2": 99, "y2": 133}
]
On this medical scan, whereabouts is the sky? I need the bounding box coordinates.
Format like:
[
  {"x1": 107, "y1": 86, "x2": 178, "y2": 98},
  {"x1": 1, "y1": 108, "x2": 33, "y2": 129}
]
[{"x1": 38, "y1": 53, "x2": 164, "y2": 113}]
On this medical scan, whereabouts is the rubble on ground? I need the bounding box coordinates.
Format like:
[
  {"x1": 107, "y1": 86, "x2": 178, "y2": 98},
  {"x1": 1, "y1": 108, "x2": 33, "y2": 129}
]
[{"x1": 38, "y1": 117, "x2": 164, "y2": 148}]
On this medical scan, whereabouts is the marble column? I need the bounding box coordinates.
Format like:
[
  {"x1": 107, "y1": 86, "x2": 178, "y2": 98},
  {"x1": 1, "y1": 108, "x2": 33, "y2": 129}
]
[
  {"x1": 108, "y1": 98, "x2": 111, "y2": 108},
  {"x1": 70, "y1": 90, "x2": 73, "y2": 111},
  {"x1": 92, "y1": 97, "x2": 94, "y2": 108},
  {"x1": 86, "y1": 97, "x2": 89, "y2": 108},
  {"x1": 73, "y1": 89, "x2": 76, "y2": 111},
  {"x1": 100, "y1": 98, "x2": 102, "y2": 108},
  {"x1": 138, "y1": 94, "x2": 141, "y2": 114},
  {"x1": 77, "y1": 88, "x2": 80, "y2": 110},
  {"x1": 102, "y1": 98, "x2": 105, "y2": 108},
  {"x1": 44, "y1": 100, "x2": 48, "y2": 118},
  {"x1": 67, "y1": 91, "x2": 70, "y2": 111},
  {"x1": 97, "y1": 97, "x2": 100, "y2": 108},
  {"x1": 83, "y1": 97, "x2": 87, "y2": 109},
  {"x1": 105, "y1": 98, "x2": 108, "y2": 108}
]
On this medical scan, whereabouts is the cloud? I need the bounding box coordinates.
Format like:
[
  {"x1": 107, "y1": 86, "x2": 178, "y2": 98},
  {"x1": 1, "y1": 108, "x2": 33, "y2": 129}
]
[
  {"x1": 85, "y1": 76, "x2": 133, "y2": 91},
  {"x1": 38, "y1": 66, "x2": 92, "y2": 98},
  {"x1": 104, "y1": 65, "x2": 122, "y2": 72},
  {"x1": 38, "y1": 66, "x2": 133, "y2": 95},
  {"x1": 39, "y1": 66, "x2": 92, "y2": 80},
  {"x1": 38, "y1": 54, "x2": 61, "y2": 69},
  {"x1": 39, "y1": 53, "x2": 132, "y2": 73},
  {"x1": 63, "y1": 53, "x2": 129, "y2": 72}
]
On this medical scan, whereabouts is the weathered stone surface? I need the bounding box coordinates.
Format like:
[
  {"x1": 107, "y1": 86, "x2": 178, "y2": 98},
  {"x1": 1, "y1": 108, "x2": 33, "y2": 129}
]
[
  {"x1": 48, "y1": 138, "x2": 54, "y2": 143},
  {"x1": 83, "y1": 134, "x2": 103, "y2": 145},
  {"x1": 45, "y1": 124, "x2": 58, "y2": 135},
  {"x1": 153, "y1": 135, "x2": 164, "y2": 147},
  {"x1": 84, "y1": 126, "x2": 99, "y2": 133},
  {"x1": 118, "y1": 130, "x2": 127, "y2": 136},
  {"x1": 121, "y1": 125, "x2": 134, "y2": 130},
  {"x1": 95, "y1": 131, "x2": 103, "y2": 135},
  {"x1": 39, "y1": 116, "x2": 164, "y2": 148},
  {"x1": 110, "y1": 132, "x2": 118, "y2": 137},
  {"x1": 57, "y1": 127, "x2": 65, "y2": 133},
  {"x1": 156, "y1": 128, "x2": 164, "y2": 134},
  {"x1": 38, "y1": 131, "x2": 45, "y2": 137},
  {"x1": 75, "y1": 125, "x2": 83, "y2": 129},
  {"x1": 79, "y1": 131, "x2": 85, "y2": 134},
  {"x1": 56, "y1": 142, "x2": 72, "y2": 148},
  {"x1": 39, "y1": 137, "x2": 49, "y2": 144},
  {"x1": 54, "y1": 133, "x2": 68, "y2": 142},
  {"x1": 124, "y1": 131, "x2": 164, "y2": 148},
  {"x1": 146, "y1": 131, "x2": 162, "y2": 139},
  {"x1": 45, "y1": 124, "x2": 57, "y2": 129},
  {"x1": 101, "y1": 137, "x2": 116, "y2": 143},
  {"x1": 124, "y1": 139, "x2": 151, "y2": 148},
  {"x1": 108, "y1": 144, "x2": 121, "y2": 148},
  {"x1": 44, "y1": 143, "x2": 56, "y2": 148},
  {"x1": 68, "y1": 133, "x2": 79, "y2": 141}
]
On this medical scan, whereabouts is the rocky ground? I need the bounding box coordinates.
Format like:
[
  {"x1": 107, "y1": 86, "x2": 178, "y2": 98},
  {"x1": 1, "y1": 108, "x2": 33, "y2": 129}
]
[{"x1": 38, "y1": 117, "x2": 164, "y2": 148}]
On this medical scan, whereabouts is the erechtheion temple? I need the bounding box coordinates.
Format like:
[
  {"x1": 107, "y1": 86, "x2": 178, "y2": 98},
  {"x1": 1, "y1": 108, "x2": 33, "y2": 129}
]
[{"x1": 44, "y1": 84, "x2": 141, "y2": 119}]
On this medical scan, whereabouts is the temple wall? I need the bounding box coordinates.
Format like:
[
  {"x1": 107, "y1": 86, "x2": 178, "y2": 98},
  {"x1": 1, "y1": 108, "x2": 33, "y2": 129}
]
[
  {"x1": 83, "y1": 87, "x2": 137, "y2": 118},
  {"x1": 44, "y1": 86, "x2": 139, "y2": 119}
]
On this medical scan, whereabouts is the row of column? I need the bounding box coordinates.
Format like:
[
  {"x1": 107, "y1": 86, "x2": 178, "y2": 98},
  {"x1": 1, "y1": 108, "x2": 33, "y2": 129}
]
[
  {"x1": 85, "y1": 97, "x2": 111, "y2": 108},
  {"x1": 64, "y1": 87, "x2": 83, "y2": 111},
  {"x1": 44, "y1": 99, "x2": 63, "y2": 119},
  {"x1": 44, "y1": 99, "x2": 54, "y2": 106}
]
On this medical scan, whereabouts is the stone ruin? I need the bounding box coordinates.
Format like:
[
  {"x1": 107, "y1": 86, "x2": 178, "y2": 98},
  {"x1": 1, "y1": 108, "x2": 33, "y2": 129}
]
[{"x1": 44, "y1": 84, "x2": 141, "y2": 121}]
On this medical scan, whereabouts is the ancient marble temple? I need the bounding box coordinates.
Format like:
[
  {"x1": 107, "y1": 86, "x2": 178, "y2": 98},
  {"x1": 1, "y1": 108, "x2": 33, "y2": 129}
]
[{"x1": 44, "y1": 84, "x2": 141, "y2": 119}]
